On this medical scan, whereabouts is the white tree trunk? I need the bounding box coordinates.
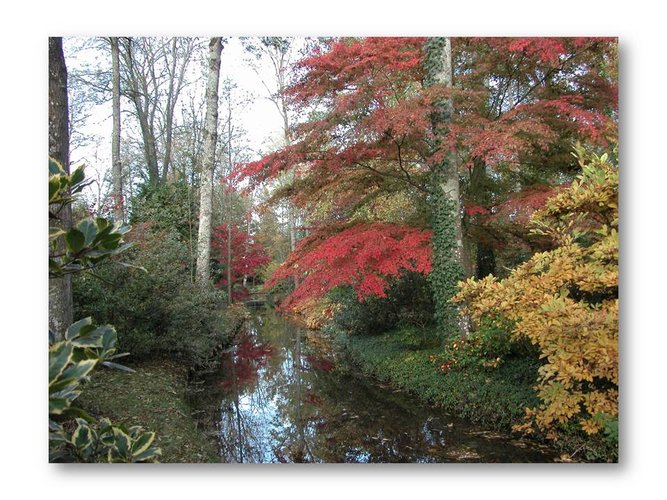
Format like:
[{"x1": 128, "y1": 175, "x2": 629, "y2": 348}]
[{"x1": 195, "y1": 37, "x2": 222, "y2": 286}]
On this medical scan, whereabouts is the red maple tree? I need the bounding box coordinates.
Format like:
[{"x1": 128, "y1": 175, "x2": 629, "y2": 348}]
[
  {"x1": 212, "y1": 224, "x2": 270, "y2": 300},
  {"x1": 266, "y1": 223, "x2": 432, "y2": 310},
  {"x1": 230, "y1": 37, "x2": 617, "y2": 309}
]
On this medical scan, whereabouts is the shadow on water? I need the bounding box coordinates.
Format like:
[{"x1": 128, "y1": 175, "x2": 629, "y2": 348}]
[{"x1": 190, "y1": 309, "x2": 557, "y2": 463}]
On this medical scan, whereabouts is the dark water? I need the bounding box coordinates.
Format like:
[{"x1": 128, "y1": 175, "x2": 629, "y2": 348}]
[{"x1": 192, "y1": 310, "x2": 556, "y2": 463}]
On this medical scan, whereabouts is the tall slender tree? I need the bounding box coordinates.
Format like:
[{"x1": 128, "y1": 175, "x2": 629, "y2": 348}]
[
  {"x1": 110, "y1": 37, "x2": 123, "y2": 221},
  {"x1": 195, "y1": 37, "x2": 223, "y2": 286},
  {"x1": 48, "y1": 37, "x2": 73, "y2": 341}
]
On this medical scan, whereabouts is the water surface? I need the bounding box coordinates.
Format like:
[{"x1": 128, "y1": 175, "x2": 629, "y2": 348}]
[{"x1": 192, "y1": 310, "x2": 556, "y2": 463}]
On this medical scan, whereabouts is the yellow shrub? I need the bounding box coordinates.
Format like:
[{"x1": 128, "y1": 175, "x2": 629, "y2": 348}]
[{"x1": 453, "y1": 144, "x2": 618, "y2": 437}]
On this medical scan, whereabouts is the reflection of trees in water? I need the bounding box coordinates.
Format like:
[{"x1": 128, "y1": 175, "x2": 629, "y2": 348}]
[{"x1": 216, "y1": 311, "x2": 555, "y2": 463}]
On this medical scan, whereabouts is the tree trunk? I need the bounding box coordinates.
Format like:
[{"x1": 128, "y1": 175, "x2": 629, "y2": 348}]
[
  {"x1": 195, "y1": 37, "x2": 223, "y2": 286},
  {"x1": 120, "y1": 37, "x2": 160, "y2": 185},
  {"x1": 48, "y1": 37, "x2": 73, "y2": 342},
  {"x1": 424, "y1": 37, "x2": 467, "y2": 338},
  {"x1": 110, "y1": 37, "x2": 123, "y2": 222},
  {"x1": 226, "y1": 114, "x2": 234, "y2": 303}
]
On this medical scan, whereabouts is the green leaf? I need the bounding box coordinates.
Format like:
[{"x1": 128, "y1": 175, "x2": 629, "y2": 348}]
[
  {"x1": 49, "y1": 397, "x2": 69, "y2": 415},
  {"x1": 132, "y1": 446, "x2": 161, "y2": 462},
  {"x1": 49, "y1": 177, "x2": 61, "y2": 203},
  {"x1": 70, "y1": 166, "x2": 86, "y2": 188},
  {"x1": 76, "y1": 219, "x2": 98, "y2": 246},
  {"x1": 57, "y1": 359, "x2": 98, "y2": 386},
  {"x1": 65, "y1": 228, "x2": 85, "y2": 253},
  {"x1": 72, "y1": 325, "x2": 115, "y2": 349},
  {"x1": 49, "y1": 158, "x2": 65, "y2": 176},
  {"x1": 99, "y1": 326, "x2": 118, "y2": 357},
  {"x1": 49, "y1": 342, "x2": 73, "y2": 382},
  {"x1": 49, "y1": 419, "x2": 63, "y2": 432},
  {"x1": 65, "y1": 317, "x2": 93, "y2": 340},
  {"x1": 113, "y1": 428, "x2": 132, "y2": 459},
  {"x1": 100, "y1": 361, "x2": 135, "y2": 373},
  {"x1": 71, "y1": 421, "x2": 94, "y2": 451},
  {"x1": 63, "y1": 406, "x2": 96, "y2": 423},
  {"x1": 131, "y1": 431, "x2": 156, "y2": 456}
]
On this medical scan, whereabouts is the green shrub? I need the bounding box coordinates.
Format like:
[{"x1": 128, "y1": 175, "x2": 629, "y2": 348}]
[
  {"x1": 429, "y1": 316, "x2": 535, "y2": 372},
  {"x1": 49, "y1": 158, "x2": 161, "y2": 463},
  {"x1": 329, "y1": 272, "x2": 435, "y2": 336},
  {"x1": 130, "y1": 181, "x2": 198, "y2": 241},
  {"x1": 73, "y1": 228, "x2": 231, "y2": 369},
  {"x1": 339, "y1": 327, "x2": 542, "y2": 431}
]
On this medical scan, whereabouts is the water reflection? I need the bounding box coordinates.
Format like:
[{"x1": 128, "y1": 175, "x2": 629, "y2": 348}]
[{"x1": 205, "y1": 311, "x2": 555, "y2": 463}]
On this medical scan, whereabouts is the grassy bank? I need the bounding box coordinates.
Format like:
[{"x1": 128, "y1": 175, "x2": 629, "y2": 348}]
[
  {"x1": 340, "y1": 329, "x2": 541, "y2": 432},
  {"x1": 77, "y1": 360, "x2": 220, "y2": 463},
  {"x1": 338, "y1": 327, "x2": 617, "y2": 462}
]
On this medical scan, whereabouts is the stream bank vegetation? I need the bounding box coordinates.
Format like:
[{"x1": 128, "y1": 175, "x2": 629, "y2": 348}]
[{"x1": 49, "y1": 36, "x2": 618, "y2": 463}]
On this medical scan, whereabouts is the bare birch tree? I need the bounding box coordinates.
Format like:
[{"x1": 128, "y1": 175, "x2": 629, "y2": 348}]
[{"x1": 195, "y1": 37, "x2": 223, "y2": 286}]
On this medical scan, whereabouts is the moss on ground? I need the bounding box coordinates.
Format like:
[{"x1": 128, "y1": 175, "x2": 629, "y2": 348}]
[{"x1": 77, "y1": 359, "x2": 220, "y2": 463}]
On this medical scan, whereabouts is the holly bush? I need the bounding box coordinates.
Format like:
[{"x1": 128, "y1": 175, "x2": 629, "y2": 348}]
[
  {"x1": 49, "y1": 318, "x2": 161, "y2": 463},
  {"x1": 48, "y1": 158, "x2": 160, "y2": 462}
]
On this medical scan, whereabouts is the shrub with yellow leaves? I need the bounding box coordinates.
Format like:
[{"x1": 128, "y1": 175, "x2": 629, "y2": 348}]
[
  {"x1": 453, "y1": 144, "x2": 618, "y2": 441},
  {"x1": 292, "y1": 297, "x2": 341, "y2": 330}
]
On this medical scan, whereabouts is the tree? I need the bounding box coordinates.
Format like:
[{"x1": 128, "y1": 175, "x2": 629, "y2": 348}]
[
  {"x1": 110, "y1": 37, "x2": 123, "y2": 221},
  {"x1": 230, "y1": 37, "x2": 616, "y2": 331},
  {"x1": 195, "y1": 37, "x2": 223, "y2": 286},
  {"x1": 49, "y1": 37, "x2": 73, "y2": 342},
  {"x1": 423, "y1": 37, "x2": 467, "y2": 335},
  {"x1": 214, "y1": 78, "x2": 256, "y2": 300},
  {"x1": 211, "y1": 223, "x2": 270, "y2": 300},
  {"x1": 119, "y1": 37, "x2": 198, "y2": 185},
  {"x1": 265, "y1": 223, "x2": 432, "y2": 311},
  {"x1": 243, "y1": 37, "x2": 300, "y2": 255}
]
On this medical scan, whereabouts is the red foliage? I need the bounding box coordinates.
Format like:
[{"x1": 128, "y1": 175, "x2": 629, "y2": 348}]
[
  {"x1": 489, "y1": 183, "x2": 570, "y2": 226},
  {"x1": 212, "y1": 224, "x2": 271, "y2": 299},
  {"x1": 266, "y1": 223, "x2": 432, "y2": 310},
  {"x1": 231, "y1": 37, "x2": 616, "y2": 193},
  {"x1": 228, "y1": 37, "x2": 616, "y2": 308}
]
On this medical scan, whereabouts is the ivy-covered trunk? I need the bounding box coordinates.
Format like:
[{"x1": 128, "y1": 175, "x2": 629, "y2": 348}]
[
  {"x1": 423, "y1": 37, "x2": 467, "y2": 338},
  {"x1": 49, "y1": 37, "x2": 73, "y2": 342}
]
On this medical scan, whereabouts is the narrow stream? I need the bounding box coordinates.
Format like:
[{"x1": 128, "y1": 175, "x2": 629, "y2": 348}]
[{"x1": 192, "y1": 310, "x2": 557, "y2": 463}]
